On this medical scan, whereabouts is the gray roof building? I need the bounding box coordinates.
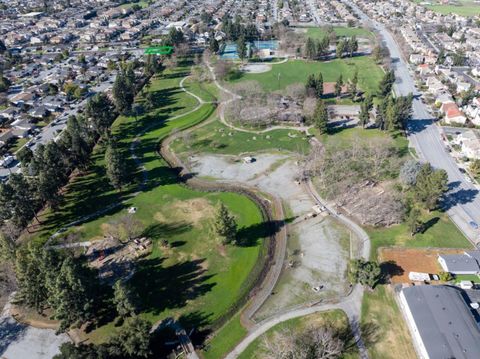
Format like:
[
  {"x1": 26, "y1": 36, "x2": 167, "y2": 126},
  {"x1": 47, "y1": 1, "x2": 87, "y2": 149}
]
[
  {"x1": 438, "y1": 252, "x2": 480, "y2": 274},
  {"x1": 399, "y1": 285, "x2": 480, "y2": 359}
]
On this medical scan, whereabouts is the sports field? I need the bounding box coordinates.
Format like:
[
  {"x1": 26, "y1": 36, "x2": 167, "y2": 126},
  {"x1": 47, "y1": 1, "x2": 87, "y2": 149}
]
[
  {"x1": 414, "y1": 0, "x2": 480, "y2": 16},
  {"x1": 230, "y1": 57, "x2": 384, "y2": 95}
]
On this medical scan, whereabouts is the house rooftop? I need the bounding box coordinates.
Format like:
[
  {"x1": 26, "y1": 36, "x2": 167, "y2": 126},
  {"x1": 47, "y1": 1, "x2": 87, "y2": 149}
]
[{"x1": 402, "y1": 285, "x2": 480, "y2": 359}]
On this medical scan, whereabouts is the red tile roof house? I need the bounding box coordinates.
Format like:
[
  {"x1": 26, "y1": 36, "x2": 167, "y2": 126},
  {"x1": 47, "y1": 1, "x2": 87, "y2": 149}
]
[{"x1": 441, "y1": 102, "x2": 467, "y2": 125}]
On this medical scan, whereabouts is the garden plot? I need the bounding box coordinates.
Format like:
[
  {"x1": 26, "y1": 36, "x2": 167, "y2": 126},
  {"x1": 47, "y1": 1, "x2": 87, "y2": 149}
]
[{"x1": 189, "y1": 153, "x2": 352, "y2": 319}]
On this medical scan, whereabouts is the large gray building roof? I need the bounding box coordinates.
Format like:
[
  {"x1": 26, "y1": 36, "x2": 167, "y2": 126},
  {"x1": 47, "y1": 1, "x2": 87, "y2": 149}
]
[
  {"x1": 402, "y1": 285, "x2": 480, "y2": 359},
  {"x1": 438, "y1": 253, "x2": 480, "y2": 273}
]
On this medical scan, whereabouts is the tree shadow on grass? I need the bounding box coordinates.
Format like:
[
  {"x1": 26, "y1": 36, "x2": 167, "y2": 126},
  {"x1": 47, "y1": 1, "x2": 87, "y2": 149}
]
[
  {"x1": 129, "y1": 257, "x2": 216, "y2": 316},
  {"x1": 419, "y1": 216, "x2": 439, "y2": 234},
  {"x1": 142, "y1": 222, "x2": 193, "y2": 241},
  {"x1": 236, "y1": 218, "x2": 294, "y2": 247}
]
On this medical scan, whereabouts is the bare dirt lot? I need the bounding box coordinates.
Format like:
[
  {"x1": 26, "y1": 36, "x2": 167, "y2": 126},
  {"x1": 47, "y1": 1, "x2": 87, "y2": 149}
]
[
  {"x1": 379, "y1": 247, "x2": 466, "y2": 284},
  {"x1": 189, "y1": 153, "x2": 353, "y2": 318}
]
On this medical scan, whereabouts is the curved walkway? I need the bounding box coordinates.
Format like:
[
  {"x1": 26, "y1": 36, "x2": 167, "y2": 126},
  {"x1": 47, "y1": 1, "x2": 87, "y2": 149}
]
[
  {"x1": 202, "y1": 62, "x2": 371, "y2": 358},
  {"x1": 206, "y1": 62, "x2": 314, "y2": 135}
]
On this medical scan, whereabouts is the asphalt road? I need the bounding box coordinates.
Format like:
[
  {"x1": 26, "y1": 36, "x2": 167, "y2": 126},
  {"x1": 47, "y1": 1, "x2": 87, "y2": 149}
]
[{"x1": 344, "y1": 0, "x2": 480, "y2": 245}]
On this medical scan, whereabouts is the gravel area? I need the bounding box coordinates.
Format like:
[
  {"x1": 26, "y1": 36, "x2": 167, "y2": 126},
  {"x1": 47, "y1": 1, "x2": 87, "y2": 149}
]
[
  {"x1": 189, "y1": 153, "x2": 351, "y2": 317},
  {"x1": 0, "y1": 301, "x2": 69, "y2": 359}
]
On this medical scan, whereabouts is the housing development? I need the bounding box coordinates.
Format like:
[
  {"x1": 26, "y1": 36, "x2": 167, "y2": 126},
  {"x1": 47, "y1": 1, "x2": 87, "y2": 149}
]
[{"x1": 1, "y1": 0, "x2": 480, "y2": 358}]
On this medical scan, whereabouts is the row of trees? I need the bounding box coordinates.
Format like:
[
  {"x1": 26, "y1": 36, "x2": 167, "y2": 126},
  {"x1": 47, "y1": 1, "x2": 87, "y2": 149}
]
[
  {"x1": 375, "y1": 94, "x2": 413, "y2": 131},
  {"x1": 0, "y1": 87, "x2": 130, "y2": 229},
  {"x1": 304, "y1": 35, "x2": 358, "y2": 61},
  {"x1": 8, "y1": 235, "x2": 138, "y2": 333},
  {"x1": 222, "y1": 16, "x2": 259, "y2": 41},
  {"x1": 304, "y1": 36, "x2": 330, "y2": 60},
  {"x1": 336, "y1": 36, "x2": 359, "y2": 58}
]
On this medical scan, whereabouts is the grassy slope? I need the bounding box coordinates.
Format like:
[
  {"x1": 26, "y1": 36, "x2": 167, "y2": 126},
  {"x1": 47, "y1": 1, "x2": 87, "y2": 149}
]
[
  {"x1": 171, "y1": 118, "x2": 310, "y2": 156},
  {"x1": 306, "y1": 27, "x2": 373, "y2": 39},
  {"x1": 231, "y1": 57, "x2": 383, "y2": 95},
  {"x1": 237, "y1": 310, "x2": 358, "y2": 359},
  {"x1": 183, "y1": 77, "x2": 219, "y2": 103}
]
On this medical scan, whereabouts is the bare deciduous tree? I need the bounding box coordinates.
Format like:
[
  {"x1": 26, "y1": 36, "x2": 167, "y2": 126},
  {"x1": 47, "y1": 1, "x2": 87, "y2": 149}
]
[
  {"x1": 261, "y1": 325, "x2": 346, "y2": 359},
  {"x1": 104, "y1": 215, "x2": 145, "y2": 243}
]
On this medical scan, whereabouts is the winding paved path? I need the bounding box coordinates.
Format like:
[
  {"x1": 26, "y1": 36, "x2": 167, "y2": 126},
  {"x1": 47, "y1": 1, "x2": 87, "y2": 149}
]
[{"x1": 198, "y1": 62, "x2": 371, "y2": 358}]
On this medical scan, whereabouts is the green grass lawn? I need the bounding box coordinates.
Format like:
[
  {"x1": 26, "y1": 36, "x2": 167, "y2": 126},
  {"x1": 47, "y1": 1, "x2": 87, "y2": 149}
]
[
  {"x1": 361, "y1": 286, "x2": 416, "y2": 359},
  {"x1": 367, "y1": 210, "x2": 472, "y2": 260},
  {"x1": 171, "y1": 118, "x2": 310, "y2": 156},
  {"x1": 201, "y1": 313, "x2": 247, "y2": 359},
  {"x1": 237, "y1": 310, "x2": 358, "y2": 359},
  {"x1": 305, "y1": 26, "x2": 373, "y2": 39},
  {"x1": 414, "y1": 0, "x2": 480, "y2": 16},
  {"x1": 230, "y1": 57, "x2": 383, "y2": 96},
  {"x1": 318, "y1": 127, "x2": 409, "y2": 155},
  {"x1": 183, "y1": 77, "x2": 219, "y2": 103},
  {"x1": 27, "y1": 64, "x2": 269, "y2": 347},
  {"x1": 454, "y1": 273, "x2": 480, "y2": 284},
  {"x1": 9, "y1": 137, "x2": 28, "y2": 153},
  {"x1": 119, "y1": 0, "x2": 149, "y2": 9}
]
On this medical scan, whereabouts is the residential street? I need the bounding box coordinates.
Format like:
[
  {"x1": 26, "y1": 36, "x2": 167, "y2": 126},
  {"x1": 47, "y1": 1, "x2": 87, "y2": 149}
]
[{"x1": 343, "y1": 0, "x2": 480, "y2": 245}]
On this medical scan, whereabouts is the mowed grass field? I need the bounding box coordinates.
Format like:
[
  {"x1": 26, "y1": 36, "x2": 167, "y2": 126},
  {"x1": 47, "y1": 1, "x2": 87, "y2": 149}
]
[
  {"x1": 237, "y1": 310, "x2": 358, "y2": 359},
  {"x1": 414, "y1": 0, "x2": 480, "y2": 16},
  {"x1": 367, "y1": 210, "x2": 472, "y2": 259},
  {"x1": 230, "y1": 57, "x2": 384, "y2": 95},
  {"x1": 305, "y1": 26, "x2": 373, "y2": 39},
  {"x1": 28, "y1": 64, "x2": 269, "y2": 347},
  {"x1": 183, "y1": 76, "x2": 219, "y2": 103},
  {"x1": 171, "y1": 118, "x2": 310, "y2": 156},
  {"x1": 361, "y1": 286, "x2": 416, "y2": 359}
]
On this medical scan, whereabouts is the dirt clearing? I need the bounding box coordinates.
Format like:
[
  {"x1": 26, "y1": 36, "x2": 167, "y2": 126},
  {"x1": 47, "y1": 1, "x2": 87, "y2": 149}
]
[{"x1": 379, "y1": 247, "x2": 466, "y2": 283}]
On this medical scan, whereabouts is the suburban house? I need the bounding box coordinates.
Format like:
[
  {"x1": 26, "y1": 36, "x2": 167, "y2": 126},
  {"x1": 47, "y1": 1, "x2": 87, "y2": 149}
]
[
  {"x1": 399, "y1": 285, "x2": 480, "y2": 359},
  {"x1": 438, "y1": 250, "x2": 480, "y2": 274},
  {"x1": 0, "y1": 129, "x2": 14, "y2": 149},
  {"x1": 441, "y1": 102, "x2": 467, "y2": 125}
]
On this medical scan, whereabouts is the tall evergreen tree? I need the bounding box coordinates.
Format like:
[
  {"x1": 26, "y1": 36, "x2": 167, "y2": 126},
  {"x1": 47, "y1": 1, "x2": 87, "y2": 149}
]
[
  {"x1": 315, "y1": 72, "x2": 324, "y2": 98},
  {"x1": 359, "y1": 102, "x2": 369, "y2": 128},
  {"x1": 214, "y1": 203, "x2": 237, "y2": 244},
  {"x1": 335, "y1": 75, "x2": 343, "y2": 97},
  {"x1": 112, "y1": 70, "x2": 134, "y2": 115},
  {"x1": 48, "y1": 256, "x2": 95, "y2": 332},
  {"x1": 0, "y1": 174, "x2": 39, "y2": 227},
  {"x1": 336, "y1": 39, "x2": 346, "y2": 58},
  {"x1": 379, "y1": 69, "x2": 395, "y2": 97},
  {"x1": 85, "y1": 93, "x2": 117, "y2": 136},
  {"x1": 113, "y1": 280, "x2": 136, "y2": 318},
  {"x1": 413, "y1": 164, "x2": 448, "y2": 211},
  {"x1": 237, "y1": 36, "x2": 247, "y2": 60},
  {"x1": 105, "y1": 139, "x2": 127, "y2": 190},
  {"x1": 313, "y1": 100, "x2": 328, "y2": 134}
]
